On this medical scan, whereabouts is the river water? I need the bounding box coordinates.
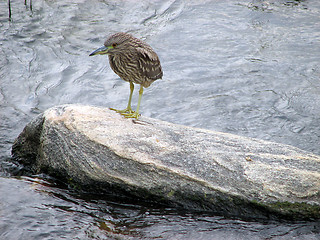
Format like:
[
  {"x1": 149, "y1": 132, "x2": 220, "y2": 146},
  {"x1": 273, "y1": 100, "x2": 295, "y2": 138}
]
[{"x1": 1, "y1": 0, "x2": 320, "y2": 239}]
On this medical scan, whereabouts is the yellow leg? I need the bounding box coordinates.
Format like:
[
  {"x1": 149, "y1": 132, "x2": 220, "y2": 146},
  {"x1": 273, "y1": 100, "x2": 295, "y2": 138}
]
[
  {"x1": 110, "y1": 82, "x2": 134, "y2": 114},
  {"x1": 123, "y1": 85, "x2": 143, "y2": 119}
]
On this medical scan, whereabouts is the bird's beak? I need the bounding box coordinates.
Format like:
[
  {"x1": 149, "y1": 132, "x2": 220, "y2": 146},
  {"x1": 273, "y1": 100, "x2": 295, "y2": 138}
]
[{"x1": 89, "y1": 46, "x2": 111, "y2": 56}]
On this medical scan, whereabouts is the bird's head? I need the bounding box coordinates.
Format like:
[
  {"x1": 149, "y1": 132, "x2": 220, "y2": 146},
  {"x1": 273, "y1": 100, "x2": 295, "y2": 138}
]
[{"x1": 89, "y1": 32, "x2": 134, "y2": 56}]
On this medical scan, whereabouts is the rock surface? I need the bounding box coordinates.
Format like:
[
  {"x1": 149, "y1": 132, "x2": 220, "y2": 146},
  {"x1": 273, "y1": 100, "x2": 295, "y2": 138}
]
[{"x1": 12, "y1": 105, "x2": 320, "y2": 220}]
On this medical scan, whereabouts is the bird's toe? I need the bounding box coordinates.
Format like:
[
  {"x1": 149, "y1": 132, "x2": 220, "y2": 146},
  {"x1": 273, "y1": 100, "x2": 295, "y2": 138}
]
[
  {"x1": 122, "y1": 111, "x2": 140, "y2": 119},
  {"x1": 110, "y1": 107, "x2": 134, "y2": 114}
]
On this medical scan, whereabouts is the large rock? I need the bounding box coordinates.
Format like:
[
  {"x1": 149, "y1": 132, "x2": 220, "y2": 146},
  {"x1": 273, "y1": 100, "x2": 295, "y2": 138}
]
[{"x1": 12, "y1": 105, "x2": 320, "y2": 220}]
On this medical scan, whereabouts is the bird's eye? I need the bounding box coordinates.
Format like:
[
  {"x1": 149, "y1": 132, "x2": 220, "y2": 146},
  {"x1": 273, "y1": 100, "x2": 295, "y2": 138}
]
[{"x1": 112, "y1": 43, "x2": 117, "y2": 48}]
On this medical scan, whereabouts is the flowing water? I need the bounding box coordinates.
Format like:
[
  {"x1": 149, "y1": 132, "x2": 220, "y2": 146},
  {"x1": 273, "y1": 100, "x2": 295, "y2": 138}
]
[{"x1": 1, "y1": 0, "x2": 320, "y2": 239}]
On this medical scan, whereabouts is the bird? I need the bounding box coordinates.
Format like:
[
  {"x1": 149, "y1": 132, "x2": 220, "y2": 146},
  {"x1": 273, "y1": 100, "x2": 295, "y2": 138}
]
[{"x1": 89, "y1": 32, "x2": 163, "y2": 119}]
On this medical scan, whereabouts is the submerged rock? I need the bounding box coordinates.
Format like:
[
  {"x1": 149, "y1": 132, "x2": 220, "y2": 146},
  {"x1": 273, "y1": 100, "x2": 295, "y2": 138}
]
[{"x1": 12, "y1": 105, "x2": 320, "y2": 220}]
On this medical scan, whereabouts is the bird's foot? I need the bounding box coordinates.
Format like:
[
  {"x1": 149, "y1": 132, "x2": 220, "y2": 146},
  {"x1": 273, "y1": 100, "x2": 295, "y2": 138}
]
[
  {"x1": 109, "y1": 107, "x2": 134, "y2": 114},
  {"x1": 109, "y1": 107, "x2": 140, "y2": 119},
  {"x1": 122, "y1": 111, "x2": 140, "y2": 119}
]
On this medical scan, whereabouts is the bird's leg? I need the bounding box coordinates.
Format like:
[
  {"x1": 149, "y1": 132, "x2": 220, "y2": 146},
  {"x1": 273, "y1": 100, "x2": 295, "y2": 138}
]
[
  {"x1": 123, "y1": 85, "x2": 143, "y2": 119},
  {"x1": 126, "y1": 81, "x2": 134, "y2": 112},
  {"x1": 110, "y1": 82, "x2": 134, "y2": 114},
  {"x1": 135, "y1": 85, "x2": 143, "y2": 115}
]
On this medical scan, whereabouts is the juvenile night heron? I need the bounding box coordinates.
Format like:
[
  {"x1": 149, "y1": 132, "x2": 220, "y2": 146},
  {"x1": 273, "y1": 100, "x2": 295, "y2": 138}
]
[{"x1": 89, "y1": 32, "x2": 163, "y2": 119}]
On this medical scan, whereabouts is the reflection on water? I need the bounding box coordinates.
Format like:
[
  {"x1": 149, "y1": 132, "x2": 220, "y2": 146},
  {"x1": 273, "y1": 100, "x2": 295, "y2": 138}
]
[
  {"x1": 1, "y1": 177, "x2": 319, "y2": 240},
  {"x1": 1, "y1": 0, "x2": 320, "y2": 239}
]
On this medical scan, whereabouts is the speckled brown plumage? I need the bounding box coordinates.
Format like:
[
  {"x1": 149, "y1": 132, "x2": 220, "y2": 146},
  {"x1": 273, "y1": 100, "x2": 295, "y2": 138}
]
[
  {"x1": 89, "y1": 32, "x2": 163, "y2": 119},
  {"x1": 105, "y1": 32, "x2": 162, "y2": 87}
]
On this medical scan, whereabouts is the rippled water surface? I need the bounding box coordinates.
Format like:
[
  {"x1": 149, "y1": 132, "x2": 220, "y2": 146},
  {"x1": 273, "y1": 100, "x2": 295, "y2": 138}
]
[{"x1": 1, "y1": 0, "x2": 320, "y2": 239}]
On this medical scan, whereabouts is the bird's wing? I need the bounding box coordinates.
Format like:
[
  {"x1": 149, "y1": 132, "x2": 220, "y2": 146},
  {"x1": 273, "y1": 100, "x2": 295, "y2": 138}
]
[{"x1": 136, "y1": 47, "x2": 163, "y2": 81}]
